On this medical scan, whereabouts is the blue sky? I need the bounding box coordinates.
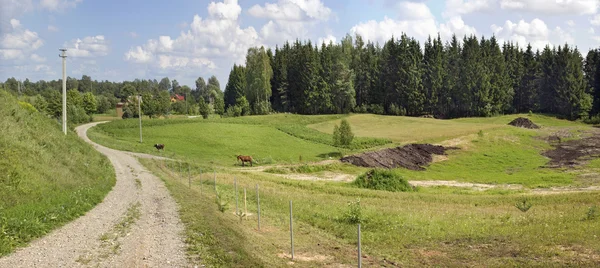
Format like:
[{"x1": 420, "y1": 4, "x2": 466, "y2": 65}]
[{"x1": 1, "y1": 0, "x2": 600, "y2": 91}]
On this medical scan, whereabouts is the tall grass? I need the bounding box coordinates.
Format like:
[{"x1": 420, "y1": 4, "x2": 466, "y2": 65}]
[{"x1": 0, "y1": 91, "x2": 115, "y2": 256}]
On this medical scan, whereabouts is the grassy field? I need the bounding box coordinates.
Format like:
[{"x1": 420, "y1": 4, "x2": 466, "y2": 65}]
[
  {"x1": 142, "y1": 158, "x2": 600, "y2": 267},
  {"x1": 307, "y1": 113, "x2": 585, "y2": 143},
  {"x1": 87, "y1": 114, "x2": 392, "y2": 166},
  {"x1": 0, "y1": 91, "x2": 116, "y2": 256}
]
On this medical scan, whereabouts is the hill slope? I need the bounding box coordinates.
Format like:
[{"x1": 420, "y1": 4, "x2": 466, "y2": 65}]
[{"x1": 0, "y1": 91, "x2": 115, "y2": 256}]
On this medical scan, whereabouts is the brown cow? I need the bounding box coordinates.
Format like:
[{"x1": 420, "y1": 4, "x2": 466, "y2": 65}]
[
  {"x1": 154, "y1": 144, "x2": 165, "y2": 151},
  {"x1": 237, "y1": 155, "x2": 253, "y2": 167}
]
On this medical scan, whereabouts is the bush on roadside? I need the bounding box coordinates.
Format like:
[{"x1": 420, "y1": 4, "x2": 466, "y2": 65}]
[{"x1": 354, "y1": 169, "x2": 415, "y2": 192}]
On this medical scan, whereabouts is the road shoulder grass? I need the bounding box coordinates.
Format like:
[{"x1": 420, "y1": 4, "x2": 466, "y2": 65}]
[{"x1": 0, "y1": 91, "x2": 116, "y2": 256}]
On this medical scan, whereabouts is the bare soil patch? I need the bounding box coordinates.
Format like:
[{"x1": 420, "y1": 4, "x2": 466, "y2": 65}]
[
  {"x1": 340, "y1": 144, "x2": 458, "y2": 170},
  {"x1": 542, "y1": 131, "x2": 600, "y2": 168},
  {"x1": 508, "y1": 117, "x2": 540, "y2": 129}
]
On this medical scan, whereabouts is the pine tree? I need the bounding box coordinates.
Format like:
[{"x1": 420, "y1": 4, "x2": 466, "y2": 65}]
[
  {"x1": 442, "y1": 34, "x2": 461, "y2": 118},
  {"x1": 584, "y1": 49, "x2": 600, "y2": 114},
  {"x1": 224, "y1": 64, "x2": 247, "y2": 109},
  {"x1": 517, "y1": 44, "x2": 539, "y2": 113},
  {"x1": 487, "y1": 36, "x2": 512, "y2": 115}
]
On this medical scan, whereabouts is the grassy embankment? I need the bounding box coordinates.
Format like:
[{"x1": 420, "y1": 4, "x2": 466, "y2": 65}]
[{"x1": 0, "y1": 91, "x2": 116, "y2": 256}]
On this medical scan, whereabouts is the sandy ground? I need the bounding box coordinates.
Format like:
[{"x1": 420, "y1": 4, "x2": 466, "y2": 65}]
[{"x1": 0, "y1": 121, "x2": 190, "y2": 268}]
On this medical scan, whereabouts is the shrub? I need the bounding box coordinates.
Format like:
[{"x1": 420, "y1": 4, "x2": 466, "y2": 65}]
[
  {"x1": 18, "y1": 101, "x2": 38, "y2": 114},
  {"x1": 389, "y1": 103, "x2": 405, "y2": 116},
  {"x1": 353, "y1": 169, "x2": 414, "y2": 192},
  {"x1": 515, "y1": 198, "x2": 532, "y2": 213},
  {"x1": 199, "y1": 99, "x2": 210, "y2": 119},
  {"x1": 68, "y1": 104, "x2": 92, "y2": 124},
  {"x1": 339, "y1": 119, "x2": 354, "y2": 146},
  {"x1": 342, "y1": 199, "x2": 364, "y2": 224},
  {"x1": 368, "y1": 104, "x2": 385, "y2": 115},
  {"x1": 333, "y1": 124, "x2": 341, "y2": 146}
]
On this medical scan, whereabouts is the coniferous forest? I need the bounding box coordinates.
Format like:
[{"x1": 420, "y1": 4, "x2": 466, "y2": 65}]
[
  {"x1": 227, "y1": 33, "x2": 598, "y2": 120},
  {"x1": 4, "y1": 32, "x2": 600, "y2": 122}
]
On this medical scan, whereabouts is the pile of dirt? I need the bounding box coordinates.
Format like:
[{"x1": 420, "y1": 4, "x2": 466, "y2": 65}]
[
  {"x1": 508, "y1": 117, "x2": 540, "y2": 129},
  {"x1": 543, "y1": 131, "x2": 600, "y2": 168},
  {"x1": 340, "y1": 144, "x2": 456, "y2": 171}
]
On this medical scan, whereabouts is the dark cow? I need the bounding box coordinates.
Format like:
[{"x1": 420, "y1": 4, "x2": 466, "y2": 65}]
[
  {"x1": 236, "y1": 155, "x2": 253, "y2": 167},
  {"x1": 154, "y1": 144, "x2": 165, "y2": 151}
]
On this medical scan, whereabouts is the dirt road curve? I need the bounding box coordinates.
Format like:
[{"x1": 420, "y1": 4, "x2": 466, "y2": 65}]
[{"x1": 0, "y1": 121, "x2": 190, "y2": 268}]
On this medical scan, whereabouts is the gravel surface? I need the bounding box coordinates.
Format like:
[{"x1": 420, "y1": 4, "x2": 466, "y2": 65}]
[{"x1": 0, "y1": 121, "x2": 190, "y2": 268}]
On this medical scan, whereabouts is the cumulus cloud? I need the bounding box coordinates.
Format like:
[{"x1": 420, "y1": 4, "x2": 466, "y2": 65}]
[
  {"x1": 491, "y1": 18, "x2": 575, "y2": 51},
  {"x1": 248, "y1": 0, "x2": 332, "y2": 21},
  {"x1": 350, "y1": 3, "x2": 476, "y2": 46},
  {"x1": 500, "y1": 0, "x2": 599, "y2": 15},
  {"x1": 48, "y1": 25, "x2": 59, "y2": 32},
  {"x1": 443, "y1": 0, "x2": 495, "y2": 17},
  {"x1": 64, "y1": 35, "x2": 110, "y2": 57},
  {"x1": 0, "y1": 19, "x2": 44, "y2": 61},
  {"x1": 125, "y1": 0, "x2": 261, "y2": 72},
  {"x1": 129, "y1": 32, "x2": 138, "y2": 38},
  {"x1": 566, "y1": 20, "x2": 575, "y2": 27}
]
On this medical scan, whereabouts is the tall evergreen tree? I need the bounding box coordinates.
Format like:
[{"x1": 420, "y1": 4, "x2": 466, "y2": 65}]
[
  {"x1": 224, "y1": 64, "x2": 247, "y2": 109},
  {"x1": 516, "y1": 44, "x2": 539, "y2": 113}
]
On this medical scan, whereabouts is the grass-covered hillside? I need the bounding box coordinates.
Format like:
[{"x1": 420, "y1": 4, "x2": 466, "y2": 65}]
[
  {"x1": 0, "y1": 91, "x2": 115, "y2": 256},
  {"x1": 88, "y1": 114, "x2": 392, "y2": 166}
]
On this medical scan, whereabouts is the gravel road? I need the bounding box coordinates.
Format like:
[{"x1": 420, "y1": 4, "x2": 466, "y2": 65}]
[{"x1": 0, "y1": 121, "x2": 190, "y2": 267}]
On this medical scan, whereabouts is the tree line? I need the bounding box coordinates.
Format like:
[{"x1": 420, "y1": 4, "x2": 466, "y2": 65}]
[
  {"x1": 3, "y1": 32, "x2": 600, "y2": 122},
  {"x1": 1, "y1": 74, "x2": 226, "y2": 122},
  {"x1": 224, "y1": 33, "x2": 596, "y2": 120}
]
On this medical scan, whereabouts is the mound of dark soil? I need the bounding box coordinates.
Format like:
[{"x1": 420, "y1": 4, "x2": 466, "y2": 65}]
[
  {"x1": 508, "y1": 117, "x2": 540, "y2": 129},
  {"x1": 543, "y1": 131, "x2": 600, "y2": 168},
  {"x1": 340, "y1": 144, "x2": 456, "y2": 171}
]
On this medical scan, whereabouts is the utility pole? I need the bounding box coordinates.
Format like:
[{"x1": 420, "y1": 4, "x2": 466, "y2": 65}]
[
  {"x1": 138, "y1": 95, "x2": 143, "y2": 143},
  {"x1": 59, "y1": 49, "x2": 67, "y2": 135}
]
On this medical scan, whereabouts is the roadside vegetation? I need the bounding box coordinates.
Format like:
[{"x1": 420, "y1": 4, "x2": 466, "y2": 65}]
[{"x1": 0, "y1": 91, "x2": 116, "y2": 256}]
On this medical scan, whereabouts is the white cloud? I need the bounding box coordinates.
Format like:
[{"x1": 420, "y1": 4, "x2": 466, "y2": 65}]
[
  {"x1": 318, "y1": 34, "x2": 337, "y2": 45},
  {"x1": 439, "y1": 16, "x2": 478, "y2": 40},
  {"x1": 30, "y1": 53, "x2": 46, "y2": 62},
  {"x1": 125, "y1": 46, "x2": 153, "y2": 63},
  {"x1": 125, "y1": 0, "x2": 261, "y2": 71},
  {"x1": 0, "y1": 20, "x2": 44, "y2": 61},
  {"x1": 589, "y1": 27, "x2": 596, "y2": 34},
  {"x1": 593, "y1": 36, "x2": 600, "y2": 43},
  {"x1": 157, "y1": 55, "x2": 216, "y2": 70},
  {"x1": 566, "y1": 20, "x2": 575, "y2": 27},
  {"x1": 64, "y1": 35, "x2": 109, "y2": 58},
  {"x1": 208, "y1": 0, "x2": 242, "y2": 20},
  {"x1": 500, "y1": 0, "x2": 599, "y2": 15},
  {"x1": 591, "y1": 14, "x2": 600, "y2": 26},
  {"x1": 48, "y1": 25, "x2": 59, "y2": 32},
  {"x1": 350, "y1": 3, "x2": 476, "y2": 46},
  {"x1": 10, "y1": 19, "x2": 21, "y2": 28},
  {"x1": 40, "y1": 0, "x2": 83, "y2": 12},
  {"x1": 398, "y1": 2, "x2": 435, "y2": 20},
  {"x1": 443, "y1": 0, "x2": 495, "y2": 17},
  {"x1": 248, "y1": 0, "x2": 332, "y2": 21},
  {"x1": 350, "y1": 16, "x2": 439, "y2": 45},
  {"x1": 491, "y1": 18, "x2": 575, "y2": 51},
  {"x1": 129, "y1": 32, "x2": 138, "y2": 38}
]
